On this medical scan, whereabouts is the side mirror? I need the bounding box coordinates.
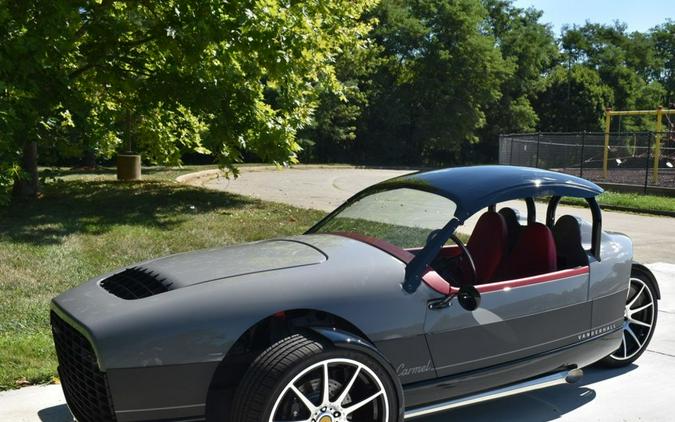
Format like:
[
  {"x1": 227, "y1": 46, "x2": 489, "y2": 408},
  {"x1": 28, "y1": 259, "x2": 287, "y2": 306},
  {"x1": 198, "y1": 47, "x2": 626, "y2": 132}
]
[{"x1": 457, "y1": 285, "x2": 481, "y2": 311}]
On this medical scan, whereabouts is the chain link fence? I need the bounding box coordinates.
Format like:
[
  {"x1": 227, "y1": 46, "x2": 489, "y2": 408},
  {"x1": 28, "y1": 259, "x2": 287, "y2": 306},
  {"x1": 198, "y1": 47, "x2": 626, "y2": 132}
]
[{"x1": 499, "y1": 132, "x2": 675, "y2": 193}]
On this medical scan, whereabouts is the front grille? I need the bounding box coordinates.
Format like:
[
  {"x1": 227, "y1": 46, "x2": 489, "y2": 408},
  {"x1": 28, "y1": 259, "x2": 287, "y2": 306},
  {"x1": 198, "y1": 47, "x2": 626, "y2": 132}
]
[
  {"x1": 100, "y1": 267, "x2": 171, "y2": 299},
  {"x1": 50, "y1": 312, "x2": 116, "y2": 422}
]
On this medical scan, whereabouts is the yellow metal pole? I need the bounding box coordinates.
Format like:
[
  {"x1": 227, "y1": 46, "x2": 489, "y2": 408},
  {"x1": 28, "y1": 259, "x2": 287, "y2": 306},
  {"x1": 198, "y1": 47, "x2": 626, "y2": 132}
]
[
  {"x1": 603, "y1": 108, "x2": 612, "y2": 178},
  {"x1": 653, "y1": 106, "x2": 664, "y2": 184},
  {"x1": 608, "y1": 110, "x2": 657, "y2": 116}
]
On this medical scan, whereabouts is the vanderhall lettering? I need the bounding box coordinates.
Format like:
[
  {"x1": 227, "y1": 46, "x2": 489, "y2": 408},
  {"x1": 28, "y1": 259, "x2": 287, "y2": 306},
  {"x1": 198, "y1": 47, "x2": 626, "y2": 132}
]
[{"x1": 50, "y1": 166, "x2": 660, "y2": 422}]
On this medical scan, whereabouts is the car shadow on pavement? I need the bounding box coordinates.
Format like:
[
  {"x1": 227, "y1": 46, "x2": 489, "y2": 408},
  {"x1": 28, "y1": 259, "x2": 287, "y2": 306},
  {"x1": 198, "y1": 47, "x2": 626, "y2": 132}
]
[
  {"x1": 37, "y1": 404, "x2": 73, "y2": 422},
  {"x1": 35, "y1": 365, "x2": 636, "y2": 422},
  {"x1": 419, "y1": 364, "x2": 637, "y2": 422}
]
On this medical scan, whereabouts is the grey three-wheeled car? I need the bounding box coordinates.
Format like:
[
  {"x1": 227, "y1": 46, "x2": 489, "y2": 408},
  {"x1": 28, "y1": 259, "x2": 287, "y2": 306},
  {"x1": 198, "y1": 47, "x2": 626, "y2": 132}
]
[{"x1": 51, "y1": 166, "x2": 659, "y2": 421}]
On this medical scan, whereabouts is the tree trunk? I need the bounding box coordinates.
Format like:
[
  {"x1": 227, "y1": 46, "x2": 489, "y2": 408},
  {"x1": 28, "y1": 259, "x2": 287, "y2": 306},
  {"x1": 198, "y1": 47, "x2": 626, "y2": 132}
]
[
  {"x1": 82, "y1": 148, "x2": 97, "y2": 168},
  {"x1": 12, "y1": 141, "x2": 40, "y2": 198}
]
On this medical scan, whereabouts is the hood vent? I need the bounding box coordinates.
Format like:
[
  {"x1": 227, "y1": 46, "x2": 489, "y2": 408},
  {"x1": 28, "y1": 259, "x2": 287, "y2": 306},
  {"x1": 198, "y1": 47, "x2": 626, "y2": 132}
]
[{"x1": 100, "y1": 267, "x2": 172, "y2": 300}]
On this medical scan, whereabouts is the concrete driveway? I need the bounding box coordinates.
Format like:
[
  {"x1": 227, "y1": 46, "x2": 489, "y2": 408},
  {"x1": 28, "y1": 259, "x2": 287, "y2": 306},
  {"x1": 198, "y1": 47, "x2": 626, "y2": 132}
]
[
  {"x1": 206, "y1": 167, "x2": 675, "y2": 263},
  {"x1": 3, "y1": 262, "x2": 673, "y2": 421}
]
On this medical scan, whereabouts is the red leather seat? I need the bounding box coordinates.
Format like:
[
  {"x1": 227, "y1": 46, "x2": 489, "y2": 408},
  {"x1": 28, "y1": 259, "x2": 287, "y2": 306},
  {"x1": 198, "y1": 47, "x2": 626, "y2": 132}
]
[
  {"x1": 498, "y1": 223, "x2": 557, "y2": 280},
  {"x1": 466, "y1": 211, "x2": 507, "y2": 283}
]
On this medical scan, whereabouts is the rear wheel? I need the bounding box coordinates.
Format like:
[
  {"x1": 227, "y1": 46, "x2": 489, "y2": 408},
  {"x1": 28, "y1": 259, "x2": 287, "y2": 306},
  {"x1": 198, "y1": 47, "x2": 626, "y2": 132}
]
[
  {"x1": 230, "y1": 333, "x2": 399, "y2": 422},
  {"x1": 598, "y1": 268, "x2": 658, "y2": 368}
]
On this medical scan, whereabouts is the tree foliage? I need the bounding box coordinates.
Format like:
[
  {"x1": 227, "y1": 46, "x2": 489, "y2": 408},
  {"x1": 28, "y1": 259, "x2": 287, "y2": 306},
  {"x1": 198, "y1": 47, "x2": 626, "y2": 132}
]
[
  {"x1": 318, "y1": 0, "x2": 515, "y2": 166},
  {"x1": 476, "y1": 0, "x2": 558, "y2": 158},
  {"x1": 0, "y1": 0, "x2": 376, "y2": 202},
  {"x1": 548, "y1": 21, "x2": 670, "y2": 132},
  {"x1": 534, "y1": 65, "x2": 613, "y2": 132},
  {"x1": 1, "y1": 1, "x2": 673, "y2": 204},
  {"x1": 307, "y1": 4, "x2": 673, "y2": 165}
]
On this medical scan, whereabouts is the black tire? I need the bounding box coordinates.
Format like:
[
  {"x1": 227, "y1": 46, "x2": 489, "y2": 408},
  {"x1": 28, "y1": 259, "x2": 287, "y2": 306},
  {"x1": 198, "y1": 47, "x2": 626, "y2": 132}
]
[
  {"x1": 230, "y1": 333, "x2": 400, "y2": 422},
  {"x1": 597, "y1": 267, "x2": 658, "y2": 368}
]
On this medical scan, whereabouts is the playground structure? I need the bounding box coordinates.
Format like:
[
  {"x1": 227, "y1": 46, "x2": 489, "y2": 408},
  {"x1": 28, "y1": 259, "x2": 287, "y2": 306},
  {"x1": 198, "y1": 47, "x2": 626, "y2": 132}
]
[
  {"x1": 499, "y1": 133, "x2": 675, "y2": 196},
  {"x1": 603, "y1": 106, "x2": 675, "y2": 183}
]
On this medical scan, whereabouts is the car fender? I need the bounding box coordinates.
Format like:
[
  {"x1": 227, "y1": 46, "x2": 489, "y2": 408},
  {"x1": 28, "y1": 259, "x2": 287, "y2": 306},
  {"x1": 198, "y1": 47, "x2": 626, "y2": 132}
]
[
  {"x1": 310, "y1": 327, "x2": 405, "y2": 421},
  {"x1": 632, "y1": 262, "x2": 661, "y2": 299}
]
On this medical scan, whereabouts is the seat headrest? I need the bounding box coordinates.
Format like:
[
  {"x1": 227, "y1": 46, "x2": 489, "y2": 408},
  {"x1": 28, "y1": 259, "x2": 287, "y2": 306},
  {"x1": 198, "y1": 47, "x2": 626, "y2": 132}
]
[
  {"x1": 469, "y1": 211, "x2": 507, "y2": 245},
  {"x1": 498, "y1": 207, "x2": 520, "y2": 223},
  {"x1": 498, "y1": 222, "x2": 557, "y2": 280},
  {"x1": 467, "y1": 211, "x2": 507, "y2": 283},
  {"x1": 520, "y1": 222, "x2": 555, "y2": 243},
  {"x1": 498, "y1": 207, "x2": 521, "y2": 252},
  {"x1": 553, "y1": 215, "x2": 588, "y2": 269},
  {"x1": 553, "y1": 215, "x2": 582, "y2": 245},
  {"x1": 498, "y1": 207, "x2": 521, "y2": 230}
]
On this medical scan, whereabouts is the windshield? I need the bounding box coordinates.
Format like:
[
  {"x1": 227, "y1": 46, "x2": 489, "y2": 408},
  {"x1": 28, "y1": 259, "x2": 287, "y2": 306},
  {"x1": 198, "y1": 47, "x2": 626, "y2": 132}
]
[{"x1": 313, "y1": 188, "x2": 457, "y2": 249}]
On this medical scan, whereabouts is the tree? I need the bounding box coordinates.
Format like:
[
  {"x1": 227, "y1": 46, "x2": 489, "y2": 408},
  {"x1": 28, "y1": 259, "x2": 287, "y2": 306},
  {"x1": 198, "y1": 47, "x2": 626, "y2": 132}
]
[
  {"x1": 534, "y1": 65, "x2": 613, "y2": 132},
  {"x1": 557, "y1": 22, "x2": 669, "y2": 131},
  {"x1": 651, "y1": 21, "x2": 675, "y2": 106},
  {"x1": 352, "y1": 0, "x2": 513, "y2": 165},
  {"x1": 476, "y1": 0, "x2": 558, "y2": 161},
  {"x1": 0, "y1": 0, "x2": 377, "y2": 203},
  {"x1": 298, "y1": 39, "x2": 381, "y2": 163},
  {"x1": 0, "y1": 1, "x2": 83, "y2": 199}
]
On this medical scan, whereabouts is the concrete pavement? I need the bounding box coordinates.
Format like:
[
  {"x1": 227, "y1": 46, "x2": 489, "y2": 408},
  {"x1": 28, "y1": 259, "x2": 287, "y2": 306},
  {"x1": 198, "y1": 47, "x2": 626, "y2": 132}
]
[
  {"x1": 205, "y1": 167, "x2": 675, "y2": 263},
  {"x1": 2, "y1": 262, "x2": 673, "y2": 421}
]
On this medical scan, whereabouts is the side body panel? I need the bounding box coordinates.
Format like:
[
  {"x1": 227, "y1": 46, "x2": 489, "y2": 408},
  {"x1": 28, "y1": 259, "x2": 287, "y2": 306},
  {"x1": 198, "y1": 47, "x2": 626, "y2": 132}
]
[
  {"x1": 588, "y1": 232, "x2": 633, "y2": 338},
  {"x1": 424, "y1": 272, "x2": 591, "y2": 377},
  {"x1": 404, "y1": 329, "x2": 622, "y2": 409}
]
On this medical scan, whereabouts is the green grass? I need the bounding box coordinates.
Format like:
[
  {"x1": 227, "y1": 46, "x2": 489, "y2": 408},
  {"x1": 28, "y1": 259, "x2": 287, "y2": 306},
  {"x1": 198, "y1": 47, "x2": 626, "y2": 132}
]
[
  {"x1": 560, "y1": 191, "x2": 675, "y2": 214},
  {"x1": 0, "y1": 167, "x2": 324, "y2": 390}
]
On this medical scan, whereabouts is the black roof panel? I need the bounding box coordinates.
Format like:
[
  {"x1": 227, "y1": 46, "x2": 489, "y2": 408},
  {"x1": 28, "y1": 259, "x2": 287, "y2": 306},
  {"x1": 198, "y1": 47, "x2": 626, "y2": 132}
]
[{"x1": 372, "y1": 165, "x2": 603, "y2": 221}]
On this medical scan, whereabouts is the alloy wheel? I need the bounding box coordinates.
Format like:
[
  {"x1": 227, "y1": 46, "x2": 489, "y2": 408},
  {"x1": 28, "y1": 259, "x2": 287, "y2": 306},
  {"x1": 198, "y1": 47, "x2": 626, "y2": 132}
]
[
  {"x1": 611, "y1": 277, "x2": 655, "y2": 361},
  {"x1": 269, "y1": 358, "x2": 389, "y2": 422}
]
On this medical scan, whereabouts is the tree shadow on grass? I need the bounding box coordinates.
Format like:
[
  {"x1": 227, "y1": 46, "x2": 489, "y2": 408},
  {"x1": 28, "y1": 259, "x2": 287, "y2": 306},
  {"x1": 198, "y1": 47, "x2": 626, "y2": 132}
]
[
  {"x1": 0, "y1": 180, "x2": 252, "y2": 246},
  {"x1": 41, "y1": 166, "x2": 206, "y2": 178}
]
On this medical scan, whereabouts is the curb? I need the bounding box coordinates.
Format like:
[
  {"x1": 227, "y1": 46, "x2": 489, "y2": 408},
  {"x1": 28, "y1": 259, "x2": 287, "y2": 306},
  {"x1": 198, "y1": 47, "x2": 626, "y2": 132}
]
[
  {"x1": 175, "y1": 169, "x2": 223, "y2": 186},
  {"x1": 598, "y1": 204, "x2": 675, "y2": 218},
  {"x1": 175, "y1": 164, "x2": 357, "y2": 187}
]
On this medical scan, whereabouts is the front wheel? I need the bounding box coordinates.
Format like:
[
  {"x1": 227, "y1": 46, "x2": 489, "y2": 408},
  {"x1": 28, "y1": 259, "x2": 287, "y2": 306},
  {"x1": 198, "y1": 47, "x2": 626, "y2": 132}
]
[
  {"x1": 230, "y1": 333, "x2": 400, "y2": 422},
  {"x1": 598, "y1": 267, "x2": 658, "y2": 368}
]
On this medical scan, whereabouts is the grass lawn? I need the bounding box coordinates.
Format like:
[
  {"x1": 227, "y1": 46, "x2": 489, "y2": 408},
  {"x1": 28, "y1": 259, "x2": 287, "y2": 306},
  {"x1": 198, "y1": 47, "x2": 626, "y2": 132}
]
[
  {"x1": 0, "y1": 166, "x2": 324, "y2": 390},
  {"x1": 560, "y1": 191, "x2": 675, "y2": 214},
  {"x1": 596, "y1": 191, "x2": 675, "y2": 214}
]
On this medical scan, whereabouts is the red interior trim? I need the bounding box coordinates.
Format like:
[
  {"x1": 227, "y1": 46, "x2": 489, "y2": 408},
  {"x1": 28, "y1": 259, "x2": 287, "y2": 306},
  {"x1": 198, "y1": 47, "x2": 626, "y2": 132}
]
[
  {"x1": 407, "y1": 245, "x2": 462, "y2": 258},
  {"x1": 422, "y1": 266, "x2": 589, "y2": 295},
  {"x1": 331, "y1": 232, "x2": 414, "y2": 263},
  {"x1": 476, "y1": 266, "x2": 589, "y2": 294},
  {"x1": 422, "y1": 270, "x2": 454, "y2": 295},
  {"x1": 331, "y1": 232, "x2": 589, "y2": 296}
]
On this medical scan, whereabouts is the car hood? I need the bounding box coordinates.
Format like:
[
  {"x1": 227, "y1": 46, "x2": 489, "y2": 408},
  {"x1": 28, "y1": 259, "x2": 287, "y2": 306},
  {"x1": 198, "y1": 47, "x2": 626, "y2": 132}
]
[
  {"x1": 120, "y1": 239, "x2": 327, "y2": 291},
  {"x1": 51, "y1": 234, "x2": 425, "y2": 370}
]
